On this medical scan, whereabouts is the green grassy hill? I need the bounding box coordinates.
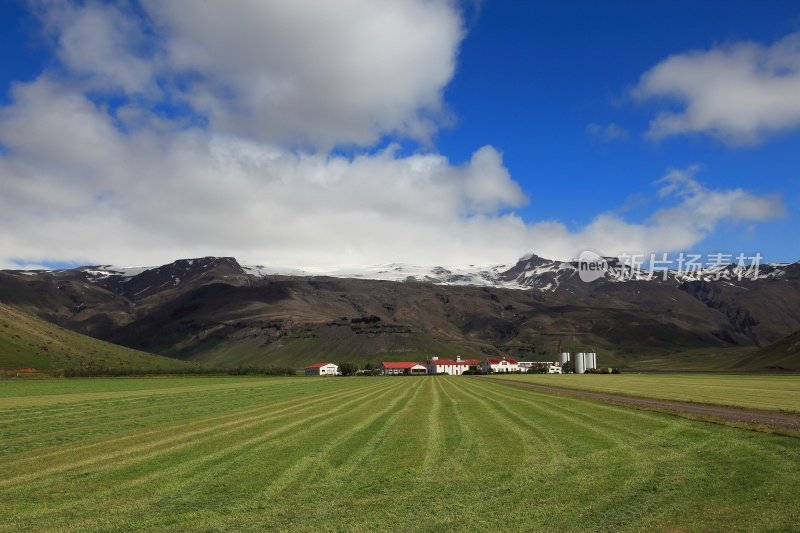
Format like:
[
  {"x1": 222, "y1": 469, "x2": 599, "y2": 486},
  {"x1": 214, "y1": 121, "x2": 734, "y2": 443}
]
[
  {"x1": 0, "y1": 303, "x2": 196, "y2": 372},
  {"x1": 729, "y1": 330, "x2": 800, "y2": 371}
]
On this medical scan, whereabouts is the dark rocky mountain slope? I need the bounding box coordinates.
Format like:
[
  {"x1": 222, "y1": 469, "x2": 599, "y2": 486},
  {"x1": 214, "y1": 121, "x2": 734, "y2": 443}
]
[{"x1": 1, "y1": 255, "x2": 798, "y2": 370}]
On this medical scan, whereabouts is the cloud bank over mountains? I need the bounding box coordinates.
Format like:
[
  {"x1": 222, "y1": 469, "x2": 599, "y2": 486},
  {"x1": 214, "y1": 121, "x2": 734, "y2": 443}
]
[{"x1": 0, "y1": 1, "x2": 789, "y2": 269}]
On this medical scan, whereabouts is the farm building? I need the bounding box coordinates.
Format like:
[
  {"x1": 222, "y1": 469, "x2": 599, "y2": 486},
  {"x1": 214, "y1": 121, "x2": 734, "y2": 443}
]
[
  {"x1": 305, "y1": 362, "x2": 339, "y2": 376},
  {"x1": 557, "y1": 350, "x2": 598, "y2": 373},
  {"x1": 518, "y1": 361, "x2": 562, "y2": 374},
  {"x1": 427, "y1": 356, "x2": 479, "y2": 375},
  {"x1": 380, "y1": 362, "x2": 428, "y2": 375},
  {"x1": 481, "y1": 357, "x2": 519, "y2": 373}
]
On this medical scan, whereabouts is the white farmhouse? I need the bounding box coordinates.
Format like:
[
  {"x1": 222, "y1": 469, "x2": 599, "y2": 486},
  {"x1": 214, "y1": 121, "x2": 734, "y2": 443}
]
[
  {"x1": 426, "y1": 356, "x2": 479, "y2": 375},
  {"x1": 481, "y1": 357, "x2": 519, "y2": 373},
  {"x1": 304, "y1": 362, "x2": 339, "y2": 376}
]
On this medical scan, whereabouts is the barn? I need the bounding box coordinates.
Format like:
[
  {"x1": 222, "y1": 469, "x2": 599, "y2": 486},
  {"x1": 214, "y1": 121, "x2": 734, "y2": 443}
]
[
  {"x1": 381, "y1": 362, "x2": 428, "y2": 375},
  {"x1": 305, "y1": 362, "x2": 339, "y2": 376}
]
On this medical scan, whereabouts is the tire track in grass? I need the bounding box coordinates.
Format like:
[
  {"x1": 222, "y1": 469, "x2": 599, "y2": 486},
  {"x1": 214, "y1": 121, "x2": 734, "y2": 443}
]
[
  {"x1": 129, "y1": 378, "x2": 414, "y2": 531},
  {"x1": 0, "y1": 379, "x2": 296, "y2": 409},
  {"x1": 320, "y1": 378, "x2": 429, "y2": 486},
  {"x1": 55, "y1": 379, "x2": 411, "y2": 531},
  {"x1": 457, "y1": 379, "x2": 711, "y2": 529},
  {"x1": 219, "y1": 377, "x2": 436, "y2": 532},
  {"x1": 445, "y1": 377, "x2": 542, "y2": 459},
  {"x1": 472, "y1": 381, "x2": 727, "y2": 528},
  {"x1": 0, "y1": 380, "x2": 320, "y2": 434},
  {"x1": 249, "y1": 378, "x2": 427, "y2": 502},
  {"x1": 470, "y1": 378, "x2": 710, "y2": 459},
  {"x1": 402, "y1": 377, "x2": 450, "y2": 515},
  {"x1": 435, "y1": 378, "x2": 479, "y2": 477},
  {"x1": 1, "y1": 379, "x2": 364, "y2": 472},
  {"x1": 467, "y1": 380, "x2": 631, "y2": 445},
  {"x1": 295, "y1": 376, "x2": 436, "y2": 517},
  {"x1": 452, "y1": 380, "x2": 635, "y2": 525},
  {"x1": 0, "y1": 379, "x2": 306, "y2": 422},
  {"x1": 0, "y1": 388, "x2": 295, "y2": 456},
  {"x1": 348, "y1": 377, "x2": 438, "y2": 475},
  {"x1": 456, "y1": 378, "x2": 562, "y2": 461},
  {"x1": 8, "y1": 380, "x2": 407, "y2": 528},
  {"x1": 0, "y1": 380, "x2": 386, "y2": 490},
  {"x1": 485, "y1": 377, "x2": 800, "y2": 429},
  {"x1": 466, "y1": 378, "x2": 632, "y2": 453},
  {"x1": 568, "y1": 430, "x2": 718, "y2": 530},
  {"x1": 419, "y1": 377, "x2": 444, "y2": 475},
  {"x1": 3, "y1": 379, "x2": 386, "y2": 498},
  {"x1": 456, "y1": 377, "x2": 659, "y2": 523},
  {"x1": 0, "y1": 381, "x2": 302, "y2": 426}
]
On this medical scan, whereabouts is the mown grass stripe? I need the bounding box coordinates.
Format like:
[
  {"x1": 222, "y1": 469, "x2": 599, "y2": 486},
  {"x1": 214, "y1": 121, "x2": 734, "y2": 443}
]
[
  {"x1": 419, "y1": 376, "x2": 445, "y2": 475},
  {"x1": 0, "y1": 379, "x2": 388, "y2": 489},
  {"x1": 465, "y1": 378, "x2": 634, "y2": 452},
  {"x1": 1, "y1": 378, "x2": 371, "y2": 469},
  {"x1": 320, "y1": 378, "x2": 430, "y2": 486},
  {"x1": 2, "y1": 376, "x2": 799, "y2": 532},
  {"x1": 6, "y1": 379, "x2": 408, "y2": 527},
  {"x1": 257, "y1": 378, "x2": 427, "y2": 498}
]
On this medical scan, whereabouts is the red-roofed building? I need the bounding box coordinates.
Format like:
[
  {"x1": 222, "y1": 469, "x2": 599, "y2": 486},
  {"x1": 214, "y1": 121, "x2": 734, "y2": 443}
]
[
  {"x1": 426, "y1": 356, "x2": 479, "y2": 375},
  {"x1": 380, "y1": 361, "x2": 427, "y2": 375},
  {"x1": 304, "y1": 362, "x2": 339, "y2": 376},
  {"x1": 481, "y1": 357, "x2": 519, "y2": 373}
]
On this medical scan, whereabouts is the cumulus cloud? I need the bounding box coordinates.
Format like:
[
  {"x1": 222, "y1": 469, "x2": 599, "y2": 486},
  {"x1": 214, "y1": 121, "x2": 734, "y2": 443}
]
[
  {"x1": 0, "y1": 76, "x2": 530, "y2": 268},
  {"x1": 32, "y1": 0, "x2": 462, "y2": 148},
  {"x1": 33, "y1": 1, "x2": 161, "y2": 96},
  {"x1": 0, "y1": 80, "x2": 783, "y2": 267},
  {"x1": 519, "y1": 166, "x2": 785, "y2": 261},
  {"x1": 0, "y1": 2, "x2": 788, "y2": 269},
  {"x1": 634, "y1": 32, "x2": 800, "y2": 145}
]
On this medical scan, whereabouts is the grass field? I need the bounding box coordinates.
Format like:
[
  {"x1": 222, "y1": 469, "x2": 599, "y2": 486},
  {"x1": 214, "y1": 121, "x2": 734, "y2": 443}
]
[
  {"x1": 0, "y1": 303, "x2": 195, "y2": 372},
  {"x1": 485, "y1": 373, "x2": 800, "y2": 413},
  {"x1": 1, "y1": 376, "x2": 799, "y2": 532}
]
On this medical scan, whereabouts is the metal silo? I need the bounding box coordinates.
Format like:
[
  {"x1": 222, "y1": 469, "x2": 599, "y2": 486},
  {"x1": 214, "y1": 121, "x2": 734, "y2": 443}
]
[
  {"x1": 557, "y1": 352, "x2": 571, "y2": 366},
  {"x1": 574, "y1": 353, "x2": 586, "y2": 374},
  {"x1": 590, "y1": 352, "x2": 597, "y2": 369}
]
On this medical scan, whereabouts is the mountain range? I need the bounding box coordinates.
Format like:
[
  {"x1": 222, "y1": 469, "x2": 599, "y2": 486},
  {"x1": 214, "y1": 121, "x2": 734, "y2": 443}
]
[{"x1": 1, "y1": 254, "x2": 798, "y2": 371}]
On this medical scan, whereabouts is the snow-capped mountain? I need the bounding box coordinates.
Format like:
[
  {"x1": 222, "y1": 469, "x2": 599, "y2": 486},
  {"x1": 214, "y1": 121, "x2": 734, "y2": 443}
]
[
  {"x1": 26, "y1": 253, "x2": 800, "y2": 294},
  {"x1": 3, "y1": 253, "x2": 799, "y2": 371}
]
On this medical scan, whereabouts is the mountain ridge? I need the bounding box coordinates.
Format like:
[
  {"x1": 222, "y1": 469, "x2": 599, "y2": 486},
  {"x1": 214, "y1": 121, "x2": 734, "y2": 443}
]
[
  {"x1": 14, "y1": 252, "x2": 798, "y2": 294},
  {"x1": 2, "y1": 254, "x2": 799, "y2": 371}
]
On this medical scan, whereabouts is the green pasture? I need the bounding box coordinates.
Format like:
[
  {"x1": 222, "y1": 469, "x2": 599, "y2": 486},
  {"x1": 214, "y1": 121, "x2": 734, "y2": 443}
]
[
  {"x1": 486, "y1": 373, "x2": 800, "y2": 413},
  {"x1": 1, "y1": 376, "x2": 798, "y2": 531}
]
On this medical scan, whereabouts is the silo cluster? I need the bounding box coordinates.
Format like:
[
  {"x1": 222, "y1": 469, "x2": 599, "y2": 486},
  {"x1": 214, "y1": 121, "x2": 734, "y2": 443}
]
[{"x1": 567, "y1": 352, "x2": 597, "y2": 373}]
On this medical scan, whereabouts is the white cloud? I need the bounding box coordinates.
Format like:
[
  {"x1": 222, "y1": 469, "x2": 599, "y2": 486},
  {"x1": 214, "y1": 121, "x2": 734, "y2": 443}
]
[
  {"x1": 0, "y1": 79, "x2": 785, "y2": 267},
  {"x1": 33, "y1": 0, "x2": 462, "y2": 149},
  {"x1": 0, "y1": 3, "x2": 788, "y2": 269},
  {"x1": 33, "y1": 1, "x2": 160, "y2": 96},
  {"x1": 634, "y1": 32, "x2": 800, "y2": 145},
  {"x1": 650, "y1": 166, "x2": 785, "y2": 234},
  {"x1": 0, "y1": 77, "x2": 530, "y2": 267}
]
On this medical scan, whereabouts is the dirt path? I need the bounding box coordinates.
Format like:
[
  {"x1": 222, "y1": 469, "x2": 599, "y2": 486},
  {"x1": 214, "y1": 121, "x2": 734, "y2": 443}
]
[{"x1": 484, "y1": 377, "x2": 800, "y2": 432}]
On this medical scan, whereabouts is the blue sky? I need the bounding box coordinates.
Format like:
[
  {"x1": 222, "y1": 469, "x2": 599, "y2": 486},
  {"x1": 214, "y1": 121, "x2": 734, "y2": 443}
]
[
  {"x1": 438, "y1": 1, "x2": 800, "y2": 259},
  {"x1": 0, "y1": 1, "x2": 798, "y2": 269}
]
